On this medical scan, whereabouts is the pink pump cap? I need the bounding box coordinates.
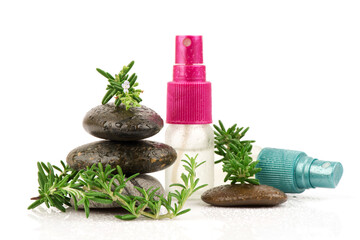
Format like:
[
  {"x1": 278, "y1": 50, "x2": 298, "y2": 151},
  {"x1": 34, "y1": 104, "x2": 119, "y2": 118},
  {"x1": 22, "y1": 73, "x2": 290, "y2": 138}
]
[{"x1": 166, "y1": 35, "x2": 212, "y2": 124}]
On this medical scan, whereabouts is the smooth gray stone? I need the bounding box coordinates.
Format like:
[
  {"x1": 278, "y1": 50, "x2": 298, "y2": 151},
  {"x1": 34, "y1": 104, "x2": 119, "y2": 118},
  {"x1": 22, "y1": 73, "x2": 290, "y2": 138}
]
[
  {"x1": 72, "y1": 174, "x2": 164, "y2": 209},
  {"x1": 201, "y1": 184, "x2": 287, "y2": 207},
  {"x1": 83, "y1": 103, "x2": 163, "y2": 141},
  {"x1": 66, "y1": 140, "x2": 177, "y2": 174}
]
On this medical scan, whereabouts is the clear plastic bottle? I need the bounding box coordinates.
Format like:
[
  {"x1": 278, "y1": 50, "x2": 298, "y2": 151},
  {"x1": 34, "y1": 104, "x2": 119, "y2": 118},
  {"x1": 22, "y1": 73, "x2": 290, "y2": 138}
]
[
  {"x1": 165, "y1": 124, "x2": 214, "y2": 197},
  {"x1": 165, "y1": 35, "x2": 214, "y2": 198}
]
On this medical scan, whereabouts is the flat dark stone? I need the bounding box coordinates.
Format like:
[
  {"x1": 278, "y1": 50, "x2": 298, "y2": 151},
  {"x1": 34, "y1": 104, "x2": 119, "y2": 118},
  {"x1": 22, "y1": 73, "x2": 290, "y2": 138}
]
[
  {"x1": 83, "y1": 103, "x2": 163, "y2": 141},
  {"x1": 201, "y1": 184, "x2": 287, "y2": 207},
  {"x1": 66, "y1": 140, "x2": 177, "y2": 174},
  {"x1": 72, "y1": 174, "x2": 164, "y2": 209}
]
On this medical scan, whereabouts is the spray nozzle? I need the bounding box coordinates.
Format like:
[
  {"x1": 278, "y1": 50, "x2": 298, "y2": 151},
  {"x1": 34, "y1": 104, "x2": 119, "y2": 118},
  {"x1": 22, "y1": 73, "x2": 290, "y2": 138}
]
[
  {"x1": 175, "y1": 35, "x2": 203, "y2": 64},
  {"x1": 167, "y1": 35, "x2": 211, "y2": 124}
]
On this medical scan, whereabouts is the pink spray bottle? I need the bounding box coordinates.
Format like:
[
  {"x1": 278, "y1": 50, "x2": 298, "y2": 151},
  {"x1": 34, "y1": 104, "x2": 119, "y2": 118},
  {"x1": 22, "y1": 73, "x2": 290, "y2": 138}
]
[{"x1": 165, "y1": 35, "x2": 214, "y2": 197}]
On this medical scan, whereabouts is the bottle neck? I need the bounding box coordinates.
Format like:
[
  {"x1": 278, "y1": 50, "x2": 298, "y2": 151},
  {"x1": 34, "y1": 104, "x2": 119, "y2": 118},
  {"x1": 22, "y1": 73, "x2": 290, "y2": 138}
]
[
  {"x1": 173, "y1": 65, "x2": 206, "y2": 82},
  {"x1": 295, "y1": 154, "x2": 316, "y2": 189}
]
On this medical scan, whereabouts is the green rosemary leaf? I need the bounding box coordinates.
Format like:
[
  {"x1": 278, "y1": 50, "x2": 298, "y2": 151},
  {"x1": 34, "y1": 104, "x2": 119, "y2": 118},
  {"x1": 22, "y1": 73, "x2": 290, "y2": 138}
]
[
  {"x1": 77, "y1": 197, "x2": 85, "y2": 207},
  {"x1": 41, "y1": 162, "x2": 49, "y2": 173},
  {"x1": 102, "y1": 88, "x2": 117, "y2": 105},
  {"x1": 70, "y1": 171, "x2": 81, "y2": 184},
  {"x1": 146, "y1": 201, "x2": 156, "y2": 213},
  {"x1": 251, "y1": 168, "x2": 262, "y2": 175},
  {"x1": 145, "y1": 186, "x2": 154, "y2": 195},
  {"x1": 227, "y1": 124, "x2": 237, "y2": 134},
  {"x1": 224, "y1": 173, "x2": 231, "y2": 182},
  {"x1": 246, "y1": 178, "x2": 260, "y2": 185},
  {"x1": 108, "y1": 80, "x2": 123, "y2": 90},
  {"x1": 108, "y1": 175, "x2": 116, "y2": 189},
  {"x1": 96, "y1": 68, "x2": 115, "y2": 80},
  {"x1": 106, "y1": 72, "x2": 115, "y2": 80},
  {"x1": 155, "y1": 199, "x2": 162, "y2": 212},
  {"x1": 128, "y1": 73, "x2": 136, "y2": 84},
  {"x1": 104, "y1": 165, "x2": 116, "y2": 178},
  {"x1": 60, "y1": 160, "x2": 66, "y2": 170},
  {"x1": 46, "y1": 195, "x2": 55, "y2": 207},
  {"x1": 196, "y1": 160, "x2": 206, "y2": 168},
  {"x1": 135, "y1": 204, "x2": 145, "y2": 214},
  {"x1": 233, "y1": 127, "x2": 243, "y2": 136},
  {"x1": 169, "y1": 183, "x2": 186, "y2": 189},
  {"x1": 84, "y1": 198, "x2": 90, "y2": 218},
  {"x1": 97, "y1": 163, "x2": 104, "y2": 174},
  {"x1": 134, "y1": 186, "x2": 147, "y2": 198},
  {"x1": 63, "y1": 197, "x2": 72, "y2": 207},
  {"x1": 115, "y1": 214, "x2": 137, "y2": 220},
  {"x1": 52, "y1": 165, "x2": 62, "y2": 173},
  {"x1": 85, "y1": 191, "x2": 109, "y2": 198},
  {"x1": 214, "y1": 159, "x2": 224, "y2": 164},
  {"x1": 44, "y1": 200, "x2": 50, "y2": 208},
  {"x1": 114, "y1": 184, "x2": 126, "y2": 193},
  {"x1": 37, "y1": 162, "x2": 46, "y2": 179},
  {"x1": 114, "y1": 192, "x2": 131, "y2": 202},
  {"x1": 114, "y1": 97, "x2": 121, "y2": 106},
  {"x1": 181, "y1": 159, "x2": 191, "y2": 168},
  {"x1": 96, "y1": 68, "x2": 110, "y2": 79},
  {"x1": 163, "y1": 196, "x2": 175, "y2": 213},
  {"x1": 130, "y1": 201, "x2": 137, "y2": 212},
  {"x1": 52, "y1": 196, "x2": 66, "y2": 212},
  {"x1": 180, "y1": 173, "x2": 189, "y2": 186},
  {"x1": 37, "y1": 171, "x2": 46, "y2": 189},
  {"x1": 182, "y1": 165, "x2": 193, "y2": 175},
  {"x1": 219, "y1": 120, "x2": 226, "y2": 131},
  {"x1": 90, "y1": 197, "x2": 114, "y2": 204},
  {"x1": 176, "y1": 208, "x2": 191, "y2": 216},
  {"x1": 213, "y1": 125, "x2": 225, "y2": 136},
  {"x1": 149, "y1": 188, "x2": 160, "y2": 201},
  {"x1": 133, "y1": 96, "x2": 142, "y2": 103},
  {"x1": 127, "y1": 60, "x2": 135, "y2": 68},
  {"x1": 28, "y1": 199, "x2": 44, "y2": 210},
  {"x1": 193, "y1": 178, "x2": 200, "y2": 186},
  {"x1": 70, "y1": 193, "x2": 78, "y2": 211},
  {"x1": 193, "y1": 184, "x2": 208, "y2": 193},
  {"x1": 169, "y1": 192, "x2": 181, "y2": 202},
  {"x1": 132, "y1": 82, "x2": 139, "y2": 88},
  {"x1": 124, "y1": 173, "x2": 140, "y2": 184}
]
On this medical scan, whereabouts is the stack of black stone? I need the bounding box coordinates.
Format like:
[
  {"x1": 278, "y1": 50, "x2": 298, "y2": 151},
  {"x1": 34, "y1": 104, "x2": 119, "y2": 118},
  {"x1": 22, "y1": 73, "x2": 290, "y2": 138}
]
[{"x1": 66, "y1": 103, "x2": 177, "y2": 208}]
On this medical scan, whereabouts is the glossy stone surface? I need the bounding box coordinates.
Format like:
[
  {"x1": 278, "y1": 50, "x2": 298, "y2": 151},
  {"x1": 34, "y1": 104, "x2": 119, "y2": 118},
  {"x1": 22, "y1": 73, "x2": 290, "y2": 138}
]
[
  {"x1": 72, "y1": 174, "x2": 164, "y2": 209},
  {"x1": 66, "y1": 140, "x2": 177, "y2": 174},
  {"x1": 201, "y1": 184, "x2": 287, "y2": 207},
  {"x1": 83, "y1": 103, "x2": 164, "y2": 141}
]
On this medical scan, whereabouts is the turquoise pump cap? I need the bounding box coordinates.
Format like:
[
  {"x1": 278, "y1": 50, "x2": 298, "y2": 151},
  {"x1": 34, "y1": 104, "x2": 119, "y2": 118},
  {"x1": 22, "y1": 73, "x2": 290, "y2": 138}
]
[{"x1": 255, "y1": 148, "x2": 343, "y2": 193}]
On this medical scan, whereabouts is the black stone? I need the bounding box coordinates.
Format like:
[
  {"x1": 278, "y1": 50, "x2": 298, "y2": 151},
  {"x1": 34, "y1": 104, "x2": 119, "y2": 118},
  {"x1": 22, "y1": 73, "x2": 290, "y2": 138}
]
[
  {"x1": 201, "y1": 184, "x2": 287, "y2": 207},
  {"x1": 83, "y1": 103, "x2": 164, "y2": 141},
  {"x1": 72, "y1": 174, "x2": 164, "y2": 209},
  {"x1": 66, "y1": 140, "x2": 177, "y2": 174}
]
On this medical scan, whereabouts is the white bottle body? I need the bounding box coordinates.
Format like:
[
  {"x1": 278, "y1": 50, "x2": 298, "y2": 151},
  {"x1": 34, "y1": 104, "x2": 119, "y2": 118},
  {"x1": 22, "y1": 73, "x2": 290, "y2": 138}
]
[{"x1": 165, "y1": 124, "x2": 214, "y2": 198}]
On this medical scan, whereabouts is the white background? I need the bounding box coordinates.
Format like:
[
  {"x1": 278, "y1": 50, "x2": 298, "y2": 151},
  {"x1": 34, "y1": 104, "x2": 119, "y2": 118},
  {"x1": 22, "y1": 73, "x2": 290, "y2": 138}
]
[{"x1": 1, "y1": 0, "x2": 359, "y2": 239}]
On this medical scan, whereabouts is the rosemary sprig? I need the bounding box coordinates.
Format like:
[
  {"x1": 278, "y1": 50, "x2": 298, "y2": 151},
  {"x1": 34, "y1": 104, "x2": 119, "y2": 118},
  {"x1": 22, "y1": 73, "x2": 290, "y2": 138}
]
[
  {"x1": 28, "y1": 161, "x2": 92, "y2": 217},
  {"x1": 28, "y1": 155, "x2": 207, "y2": 220},
  {"x1": 97, "y1": 61, "x2": 143, "y2": 110},
  {"x1": 214, "y1": 120, "x2": 261, "y2": 185}
]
